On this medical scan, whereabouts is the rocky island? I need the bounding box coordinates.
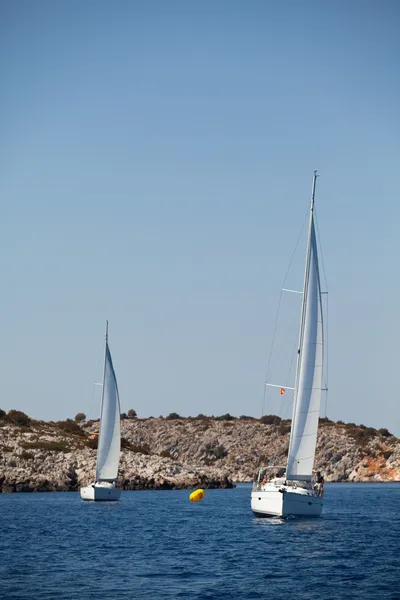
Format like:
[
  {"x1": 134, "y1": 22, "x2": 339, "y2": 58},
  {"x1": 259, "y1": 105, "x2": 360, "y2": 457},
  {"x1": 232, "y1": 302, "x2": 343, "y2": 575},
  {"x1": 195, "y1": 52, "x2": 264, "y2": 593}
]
[{"x1": 0, "y1": 409, "x2": 399, "y2": 493}]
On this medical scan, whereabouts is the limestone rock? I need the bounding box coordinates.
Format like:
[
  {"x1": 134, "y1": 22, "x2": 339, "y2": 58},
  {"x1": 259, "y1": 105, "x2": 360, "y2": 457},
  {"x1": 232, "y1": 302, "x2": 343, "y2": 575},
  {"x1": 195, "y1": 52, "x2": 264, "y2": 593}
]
[{"x1": 1, "y1": 416, "x2": 399, "y2": 493}]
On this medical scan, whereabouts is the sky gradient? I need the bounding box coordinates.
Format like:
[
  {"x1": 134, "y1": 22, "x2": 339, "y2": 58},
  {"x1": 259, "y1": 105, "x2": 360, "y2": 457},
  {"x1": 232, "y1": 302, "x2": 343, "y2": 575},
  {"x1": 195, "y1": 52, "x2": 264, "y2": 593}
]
[{"x1": 1, "y1": 1, "x2": 400, "y2": 433}]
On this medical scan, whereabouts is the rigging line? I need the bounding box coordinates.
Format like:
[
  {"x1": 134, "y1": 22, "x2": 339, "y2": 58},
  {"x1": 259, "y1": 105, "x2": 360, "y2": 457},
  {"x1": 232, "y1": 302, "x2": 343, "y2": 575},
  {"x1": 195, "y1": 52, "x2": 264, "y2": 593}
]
[
  {"x1": 261, "y1": 286, "x2": 282, "y2": 416},
  {"x1": 90, "y1": 381, "x2": 96, "y2": 417},
  {"x1": 286, "y1": 321, "x2": 301, "y2": 385},
  {"x1": 261, "y1": 209, "x2": 309, "y2": 417},
  {"x1": 282, "y1": 209, "x2": 310, "y2": 289},
  {"x1": 261, "y1": 383, "x2": 268, "y2": 418},
  {"x1": 89, "y1": 336, "x2": 106, "y2": 419},
  {"x1": 280, "y1": 324, "x2": 301, "y2": 420}
]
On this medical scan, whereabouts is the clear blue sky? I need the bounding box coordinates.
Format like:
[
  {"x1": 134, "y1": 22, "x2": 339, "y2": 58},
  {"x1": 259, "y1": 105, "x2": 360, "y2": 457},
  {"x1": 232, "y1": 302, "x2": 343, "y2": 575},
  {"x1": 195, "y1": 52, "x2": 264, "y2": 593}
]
[{"x1": 1, "y1": 1, "x2": 399, "y2": 433}]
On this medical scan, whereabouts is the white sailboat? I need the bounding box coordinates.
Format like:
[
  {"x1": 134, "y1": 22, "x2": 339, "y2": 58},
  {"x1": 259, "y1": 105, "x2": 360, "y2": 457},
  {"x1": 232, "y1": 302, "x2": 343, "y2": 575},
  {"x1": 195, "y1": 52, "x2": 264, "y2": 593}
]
[
  {"x1": 251, "y1": 171, "x2": 325, "y2": 518},
  {"x1": 80, "y1": 322, "x2": 122, "y2": 501}
]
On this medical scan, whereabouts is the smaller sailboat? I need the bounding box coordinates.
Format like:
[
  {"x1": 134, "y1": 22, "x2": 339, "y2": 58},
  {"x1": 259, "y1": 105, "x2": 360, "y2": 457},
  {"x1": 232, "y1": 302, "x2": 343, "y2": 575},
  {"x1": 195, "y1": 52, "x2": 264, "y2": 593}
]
[
  {"x1": 251, "y1": 172, "x2": 326, "y2": 518},
  {"x1": 80, "y1": 322, "x2": 121, "y2": 501}
]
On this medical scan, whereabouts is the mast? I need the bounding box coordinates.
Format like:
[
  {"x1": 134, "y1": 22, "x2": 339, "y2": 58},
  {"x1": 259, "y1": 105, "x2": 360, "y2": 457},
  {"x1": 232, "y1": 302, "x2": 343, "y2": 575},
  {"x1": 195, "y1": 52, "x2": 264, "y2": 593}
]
[
  {"x1": 102, "y1": 320, "x2": 108, "y2": 394},
  {"x1": 286, "y1": 171, "x2": 318, "y2": 475}
]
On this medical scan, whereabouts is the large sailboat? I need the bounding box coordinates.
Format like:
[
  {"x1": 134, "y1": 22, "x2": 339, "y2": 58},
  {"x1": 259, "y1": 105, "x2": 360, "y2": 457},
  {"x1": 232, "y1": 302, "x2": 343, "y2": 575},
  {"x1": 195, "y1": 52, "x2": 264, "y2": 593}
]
[
  {"x1": 251, "y1": 172, "x2": 325, "y2": 518},
  {"x1": 80, "y1": 322, "x2": 122, "y2": 501}
]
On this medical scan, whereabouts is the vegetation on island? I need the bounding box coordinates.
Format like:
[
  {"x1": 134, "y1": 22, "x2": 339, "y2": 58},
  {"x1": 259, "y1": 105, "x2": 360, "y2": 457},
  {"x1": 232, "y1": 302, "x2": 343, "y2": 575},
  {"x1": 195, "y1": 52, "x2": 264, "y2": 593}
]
[{"x1": 0, "y1": 408, "x2": 396, "y2": 463}]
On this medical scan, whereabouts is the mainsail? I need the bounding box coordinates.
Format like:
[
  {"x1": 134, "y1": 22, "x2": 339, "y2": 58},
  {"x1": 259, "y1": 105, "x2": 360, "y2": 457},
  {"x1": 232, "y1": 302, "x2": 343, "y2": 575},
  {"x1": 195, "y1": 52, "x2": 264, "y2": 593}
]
[
  {"x1": 95, "y1": 340, "x2": 121, "y2": 482},
  {"x1": 286, "y1": 214, "x2": 324, "y2": 481}
]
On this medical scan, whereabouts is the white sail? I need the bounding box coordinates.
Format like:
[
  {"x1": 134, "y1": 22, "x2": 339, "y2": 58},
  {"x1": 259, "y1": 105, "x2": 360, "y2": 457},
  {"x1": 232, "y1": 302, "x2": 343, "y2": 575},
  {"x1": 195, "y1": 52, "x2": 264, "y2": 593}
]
[
  {"x1": 286, "y1": 218, "x2": 323, "y2": 481},
  {"x1": 95, "y1": 342, "x2": 121, "y2": 482}
]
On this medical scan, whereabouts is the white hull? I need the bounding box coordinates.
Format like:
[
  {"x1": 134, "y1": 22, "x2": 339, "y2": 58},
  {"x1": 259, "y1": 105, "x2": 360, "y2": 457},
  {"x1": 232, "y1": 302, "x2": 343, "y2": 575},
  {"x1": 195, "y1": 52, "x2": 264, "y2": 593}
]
[
  {"x1": 80, "y1": 482, "x2": 121, "y2": 502},
  {"x1": 251, "y1": 483, "x2": 323, "y2": 518}
]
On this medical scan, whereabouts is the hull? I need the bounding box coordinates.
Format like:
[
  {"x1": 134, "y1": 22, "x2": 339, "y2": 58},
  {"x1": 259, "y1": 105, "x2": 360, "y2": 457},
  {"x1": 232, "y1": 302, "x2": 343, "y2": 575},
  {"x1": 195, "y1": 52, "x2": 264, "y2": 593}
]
[
  {"x1": 80, "y1": 483, "x2": 121, "y2": 502},
  {"x1": 251, "y1": 485, "x2": 323, "y2": 518}
]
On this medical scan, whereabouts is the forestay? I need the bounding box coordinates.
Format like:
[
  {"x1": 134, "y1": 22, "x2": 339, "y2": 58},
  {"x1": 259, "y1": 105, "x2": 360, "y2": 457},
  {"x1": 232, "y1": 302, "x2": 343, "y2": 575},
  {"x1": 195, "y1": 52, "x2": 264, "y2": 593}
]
[
  {"x1": 286, "y1": 218, "x2": 324, "y2": 481},
  {"x1": 96, "y1": 343, "x2": 121, "y2": 482}
]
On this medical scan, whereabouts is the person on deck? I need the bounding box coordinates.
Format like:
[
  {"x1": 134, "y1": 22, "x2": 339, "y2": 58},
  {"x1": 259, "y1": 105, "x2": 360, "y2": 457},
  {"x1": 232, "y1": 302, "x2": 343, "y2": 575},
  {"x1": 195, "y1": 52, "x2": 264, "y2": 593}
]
[{"x1": 315, "y1": 471, "x2": 324, "y2": 497}]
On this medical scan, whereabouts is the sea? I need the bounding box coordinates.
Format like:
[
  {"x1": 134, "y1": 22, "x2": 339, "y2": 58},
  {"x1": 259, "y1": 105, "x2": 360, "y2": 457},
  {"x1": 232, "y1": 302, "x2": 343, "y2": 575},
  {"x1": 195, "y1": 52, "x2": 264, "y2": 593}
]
[{"x1": 1, "y1": 483, "x2": 399, "y2": 600}]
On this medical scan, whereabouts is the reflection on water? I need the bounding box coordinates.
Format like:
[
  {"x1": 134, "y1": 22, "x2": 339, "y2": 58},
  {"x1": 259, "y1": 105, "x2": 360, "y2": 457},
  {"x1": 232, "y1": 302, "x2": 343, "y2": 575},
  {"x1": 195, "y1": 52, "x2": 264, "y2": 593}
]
[{"x1": 253, "y1": 514, "x2": 324, "y2": 531}]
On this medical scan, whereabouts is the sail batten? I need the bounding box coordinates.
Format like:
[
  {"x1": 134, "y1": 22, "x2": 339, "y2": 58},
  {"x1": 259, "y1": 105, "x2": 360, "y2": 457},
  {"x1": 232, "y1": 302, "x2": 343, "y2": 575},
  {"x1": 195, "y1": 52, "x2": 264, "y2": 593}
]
[
  {"x1": 95, "y1": 342, "x2": 121, "y2": 482},
  {"x1": 286, "y1": 217, "x2": 324, "y2": 481}
]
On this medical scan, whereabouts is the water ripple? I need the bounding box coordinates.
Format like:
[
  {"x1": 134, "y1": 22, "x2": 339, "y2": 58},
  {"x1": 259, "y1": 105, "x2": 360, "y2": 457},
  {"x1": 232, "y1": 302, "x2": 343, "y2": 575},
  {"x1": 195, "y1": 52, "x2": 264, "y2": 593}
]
[{"x1": 1, "y1": 484, "x2": 400, "y2": 599}]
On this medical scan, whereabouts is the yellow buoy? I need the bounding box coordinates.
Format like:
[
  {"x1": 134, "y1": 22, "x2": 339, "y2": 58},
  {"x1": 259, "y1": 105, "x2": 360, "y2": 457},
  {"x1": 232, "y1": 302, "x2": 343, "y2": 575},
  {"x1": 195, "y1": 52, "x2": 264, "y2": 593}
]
[{"x1": 189, "y1": 488, "x2": 205, "y2": 502}]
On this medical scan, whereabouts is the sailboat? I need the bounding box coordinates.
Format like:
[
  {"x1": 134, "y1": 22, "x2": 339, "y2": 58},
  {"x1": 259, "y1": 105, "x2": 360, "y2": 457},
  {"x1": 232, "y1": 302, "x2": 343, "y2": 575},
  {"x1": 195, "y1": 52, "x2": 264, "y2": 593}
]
[
  {"x1": 80, "y1": 322, "x2": 122, "y2": 501},
  {"x1": 251, "y1": 171, "x2": 325, "y2": 518}
]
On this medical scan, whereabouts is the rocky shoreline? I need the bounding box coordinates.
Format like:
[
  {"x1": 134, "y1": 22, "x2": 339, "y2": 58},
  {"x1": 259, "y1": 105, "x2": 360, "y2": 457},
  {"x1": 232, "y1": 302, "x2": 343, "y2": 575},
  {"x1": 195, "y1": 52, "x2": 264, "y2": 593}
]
[{"x1": 1, "y1": 411, "x2": 399, "y2": 493}]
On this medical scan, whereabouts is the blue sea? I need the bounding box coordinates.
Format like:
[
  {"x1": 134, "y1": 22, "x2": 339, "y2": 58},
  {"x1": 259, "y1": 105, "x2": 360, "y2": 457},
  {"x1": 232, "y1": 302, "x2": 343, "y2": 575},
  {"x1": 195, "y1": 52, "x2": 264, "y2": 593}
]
[{"x1": 1, "y1": 483, "x2": 399, "y2": 599}]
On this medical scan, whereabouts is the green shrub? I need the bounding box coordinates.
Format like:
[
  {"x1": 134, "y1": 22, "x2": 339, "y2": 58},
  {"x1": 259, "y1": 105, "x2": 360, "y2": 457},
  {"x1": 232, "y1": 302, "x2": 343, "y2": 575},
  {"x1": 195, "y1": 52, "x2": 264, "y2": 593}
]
[
  {"x1": 215, "y1": 413, "x2": 236, "y2": 421},
  {"x1": 364, "y1": 427, "x2": 377, "y2": 437},
  {"x1": 166, "y1": 412, "x2": 181, "y2": 420},
  {"x1": 121, "y1": 437, "x2": 132, "y2": 449},
  {"x1": 378, "y1": 428, "x2": 393, "y2": 438},
  {"x1": 278, "y1": 422, "x2": 291, "y2": 435},
  {"x1": 159, "y1": 449, "x2": 175, "y2": 459},
  {"x1": 7, "y1": 410, "x2": 31, "y2": 427},
  {"x1": 260, "y1": 414, "x2": 281, "y2": 425},
  {"x1": 214, "y1": 444, "x2": 227, "y2": 459},
  {"x1": 348, "y1": 426, "x2": 376, "y2": 446},
  {"x1": 0, "y1": 409, "x2": 6, "y2": 420},
  {"x1": 21, "y1": 441, "x2": 70, "y2": 452},
  {"x1": 127, "y1": 409, "x2": 137, "y2": 419},
  {"x1": 130, "y1": 443, "x2": 151, "y2": 455},
  {"x1": 20, "y1": 451, "x2": 34, "y2": 460},
  {"x1": 74, "y1": 413, "x2": 86, "y2": 423},
  {"x1": 55, "y1": 419, "x2": 86, "y2": 437}
]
